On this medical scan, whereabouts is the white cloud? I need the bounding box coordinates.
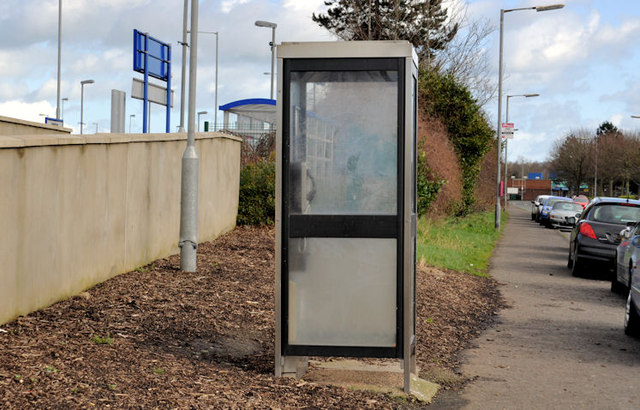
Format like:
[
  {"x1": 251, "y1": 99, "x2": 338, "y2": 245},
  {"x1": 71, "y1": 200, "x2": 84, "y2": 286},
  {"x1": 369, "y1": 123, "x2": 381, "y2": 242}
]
[
  {"x1": 0, "y1": 100, "x2": 56, "y2": 123},
  {"x1": 220, "y1": 0, "x2": 251, "y2": 14}
]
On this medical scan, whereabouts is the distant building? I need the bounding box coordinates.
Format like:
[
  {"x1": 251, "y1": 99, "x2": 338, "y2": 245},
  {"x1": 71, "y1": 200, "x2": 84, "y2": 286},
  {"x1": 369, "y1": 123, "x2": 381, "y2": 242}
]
[{"x1": 507, "y1": 177, "x2": 552, "y2": 201}]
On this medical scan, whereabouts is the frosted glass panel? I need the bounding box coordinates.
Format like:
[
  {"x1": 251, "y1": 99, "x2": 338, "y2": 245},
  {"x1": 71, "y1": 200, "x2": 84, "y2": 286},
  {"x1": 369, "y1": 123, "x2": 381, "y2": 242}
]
[
  {"x1": 288, "y1": 238, "x2": 396, "y2": 347},
  {"x1": 289, "y1": 71, "x2": 398, "y2": 215}
]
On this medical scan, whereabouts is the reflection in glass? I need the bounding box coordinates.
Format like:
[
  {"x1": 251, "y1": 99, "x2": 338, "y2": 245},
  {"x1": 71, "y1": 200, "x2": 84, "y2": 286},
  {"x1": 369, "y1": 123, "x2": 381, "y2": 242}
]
[{"x1": 289, "y1": 71, "x2": 398, "y2": 215}]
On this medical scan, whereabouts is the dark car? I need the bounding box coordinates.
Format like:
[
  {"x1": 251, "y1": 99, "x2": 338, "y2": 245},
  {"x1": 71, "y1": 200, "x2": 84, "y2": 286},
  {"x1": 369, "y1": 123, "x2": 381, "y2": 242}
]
[{"x1": 568, "y1": 197, "x2": 640, "y2": 277}]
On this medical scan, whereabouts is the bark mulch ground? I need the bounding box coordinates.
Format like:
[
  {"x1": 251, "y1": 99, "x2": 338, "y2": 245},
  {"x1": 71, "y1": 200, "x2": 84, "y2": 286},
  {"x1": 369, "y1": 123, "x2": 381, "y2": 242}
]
[{"x1": 0, "y1": 225, "x2": 503, "y2": 408}]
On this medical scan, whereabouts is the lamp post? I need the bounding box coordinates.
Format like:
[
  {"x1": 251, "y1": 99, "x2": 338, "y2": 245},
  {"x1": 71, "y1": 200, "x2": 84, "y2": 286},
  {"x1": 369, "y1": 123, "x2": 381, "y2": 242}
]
[
  {"x1": 495, "y1": 4, "x2": 564, "y2": 229},
  {"x1": 594, "y1": 135, "x2": 598, "y2": 196},
  {"x1": 56, "y1": 0, "x2": 62, "y2": 120},
  {"x1": 504, "y1": 93, "x2": 539, "y2": 207},
  {"x1": 179, "y1": 0, "x2": 200, "y2": 272},
  {"x1": 178, "y1": 0, "x2": 189, "y2": 133},
  {"x1": 197, "y1": 110, "x2": 207, "y2": 132},
  {"x1": 192, "y1": 31, "x2": 219, "y2": 131},
  {"x1": 255, "y1": 20, "x2": 277, "y2": 100},
  {"x1": 80, "y1": 79, "x2": 94, "y2": 135},
  {"x1": 61, "y1": 97, "x2": 68, "y2": 121},
  {"x1": 129, "y1": 114, "x2": 135, "y2": 133}
]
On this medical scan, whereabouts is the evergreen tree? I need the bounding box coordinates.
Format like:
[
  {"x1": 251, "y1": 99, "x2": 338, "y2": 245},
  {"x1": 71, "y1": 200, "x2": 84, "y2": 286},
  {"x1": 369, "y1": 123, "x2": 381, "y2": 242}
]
[
  {"x1": 596, "y1": 121, "x2": 618, "y2": 136},
  {"x1": 312, "y1": 0, "x2": 458, "y2": 66}
]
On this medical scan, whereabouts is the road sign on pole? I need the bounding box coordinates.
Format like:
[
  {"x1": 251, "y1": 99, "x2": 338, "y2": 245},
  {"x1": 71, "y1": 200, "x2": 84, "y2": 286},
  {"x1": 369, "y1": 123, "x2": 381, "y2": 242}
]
[{"x1": 501, "y1": 122, "x2": 515, "y2": 139}]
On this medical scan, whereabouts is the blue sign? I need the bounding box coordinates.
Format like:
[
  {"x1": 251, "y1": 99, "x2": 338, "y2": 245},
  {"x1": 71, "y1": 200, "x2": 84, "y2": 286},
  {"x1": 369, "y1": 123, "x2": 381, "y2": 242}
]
[
  {"x1": 132, "y1": 29, "x2": 172, "y2": 133},
  {"x1": 133, "y1": 30, "x2": 170, "y2": 81}
]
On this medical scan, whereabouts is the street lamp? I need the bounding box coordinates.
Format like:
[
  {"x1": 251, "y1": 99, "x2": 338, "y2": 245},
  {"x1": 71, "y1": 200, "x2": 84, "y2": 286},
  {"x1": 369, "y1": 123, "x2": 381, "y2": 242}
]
[
  {"x1": 80, "y1": 79, "x2": 94, "y2": 135},
  {"x1": 56, "y1": 0, "x2": 62, "y2": 120},
  {"x1": 192, "y1": 30, "x2": 220, "y2": 131},
  {"x1": 61, "y1": 97, "x2": 68, "y2": 121},
  {"x1": 129, "y1": 114, "x2": 135, "y2": 133},
  {"x1": 255, "y1": 20, "x2": 277, "y2": 100},
  {"x1": 504, "y1": 93, "x2": 539, "y2": 206},
  {"x1": 495, "y1": 4, "x2": 564, "y2": 229},
  {"x1": 197, "y1": 110, "x2": 208, "y2": 132}
]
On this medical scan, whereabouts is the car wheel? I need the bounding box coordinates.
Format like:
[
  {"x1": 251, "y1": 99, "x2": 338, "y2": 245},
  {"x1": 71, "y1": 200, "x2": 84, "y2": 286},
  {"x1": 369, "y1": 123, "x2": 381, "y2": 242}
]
[
  {"x1": 611, "y1": 276, "x2": 626, "y2": 294},
  {"x1": 567, "y1": 251, "x2": 573, "y2": 269},
  {"x1": 571, "y1": 250, "x2": 583, "y2": 277},
  {"x1": 531, "y1": 213, "x2": 535, "y2": 221},
  {"x1": 624, "y1": 291, "x2": 640, "y2": 337}
]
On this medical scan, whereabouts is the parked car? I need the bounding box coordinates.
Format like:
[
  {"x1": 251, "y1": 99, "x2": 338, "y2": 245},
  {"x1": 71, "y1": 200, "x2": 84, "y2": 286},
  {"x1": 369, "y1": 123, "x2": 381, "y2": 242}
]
[
  {"x1": 624, "y1": 255, "x2": 640, "y2": 336},
  {"x1": 612, "y1": 221, "x2": 640, "y2": 294},
  {"x1": 546, "y1": 201, "x2": 584, "y2": 228},
  {"x1": 573, "y1": 195, "x2": 589, "y2": 209},
  {"x1": 568, "y1": 197, "x2": 640, "y2": 277},
  {"x1": 531, "y1": 195, "x2": 551, "y2": 221},
  {"x1": 538, "y1": 196, "x2": 571, "y2": 224}
]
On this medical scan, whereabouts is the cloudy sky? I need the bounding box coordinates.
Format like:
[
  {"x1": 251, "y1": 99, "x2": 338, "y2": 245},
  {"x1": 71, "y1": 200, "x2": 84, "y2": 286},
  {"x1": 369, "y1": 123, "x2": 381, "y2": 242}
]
[{"x1": 1, "y1": 0, "x2": 639, "y2": 163}]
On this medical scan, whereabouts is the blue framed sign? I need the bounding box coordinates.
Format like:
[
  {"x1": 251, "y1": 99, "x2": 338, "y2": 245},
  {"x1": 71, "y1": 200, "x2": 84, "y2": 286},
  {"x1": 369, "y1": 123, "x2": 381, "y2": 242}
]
[
  {"x1": 133, "y1": 29, "x2": 172, "y2": 133},
  {"x1": 133, "y1": 29, "x2": 170, "y2": 81}
]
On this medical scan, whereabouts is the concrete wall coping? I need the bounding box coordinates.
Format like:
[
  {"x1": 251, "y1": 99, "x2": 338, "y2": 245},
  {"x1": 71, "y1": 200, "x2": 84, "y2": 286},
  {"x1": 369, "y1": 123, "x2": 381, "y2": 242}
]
[
  {"x1": 0, "y1": 131, "x2": 242, "y2": 149},
  {"x1": 0, "y1": 114, "x2": 73, "y2": 134}
]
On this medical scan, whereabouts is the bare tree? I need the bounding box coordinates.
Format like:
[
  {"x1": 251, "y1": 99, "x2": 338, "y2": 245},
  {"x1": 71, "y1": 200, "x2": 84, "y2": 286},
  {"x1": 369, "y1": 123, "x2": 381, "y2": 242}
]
[
  {"x1": 431, "y1": 2, "x2": 496, "y2": 107},
  {"x1": 549, "y1": 129, "x2": 594, "y2": 195}
]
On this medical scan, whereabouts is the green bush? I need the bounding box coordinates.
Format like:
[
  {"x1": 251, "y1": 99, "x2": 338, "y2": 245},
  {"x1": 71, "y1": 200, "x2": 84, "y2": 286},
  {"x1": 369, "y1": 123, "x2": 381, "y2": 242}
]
[
  {"x1": 237, "y1": 160, "x2": 275, "y2": 225},
  {"x1": 417, "y1": 151, "x2": 446, "y2": 217},
  {"x1": 419, "y1": 69, "x2": 494, "y2": 216}
]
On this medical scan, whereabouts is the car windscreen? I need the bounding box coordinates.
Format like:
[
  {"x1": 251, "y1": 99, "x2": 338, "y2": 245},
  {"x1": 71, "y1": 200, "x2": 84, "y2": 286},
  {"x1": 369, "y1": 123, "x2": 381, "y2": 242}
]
[
  {"x1": 553, "y1": 202, "x2": 583, "y2": 212},
  {"x1": 590, "y1": 204, "x2": 640, "y2": 224},
  {"x1": 546, "y1": 199, "x2": 570, "y2": 208}
]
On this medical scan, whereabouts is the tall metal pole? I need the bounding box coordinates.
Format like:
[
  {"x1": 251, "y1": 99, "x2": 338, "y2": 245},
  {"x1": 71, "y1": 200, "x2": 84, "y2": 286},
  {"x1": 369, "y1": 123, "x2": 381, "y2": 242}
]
[
  {"x1": 61, "y1": 97, "x2": 67, "y2": 121},
  {"x1": 494, "y1": 4, "x2": 563, "y2": 228},
  {"x1": 56, "y1": 0, "x2": 62, "y2": 120},
  {"x1": 505, "y1": 95, "x2": 510, "y2": 208},
  {"x1": 80, "y1": 84, "x2": 84, "y2": 134},
  {"x1": 179, "y1": 0, "x2": 200, "y2": 272},
  {"x1": 594, "y1": 136, "x2": 598, "y2": 196},
  {"x1": 495, "y1": 9, "x2": 504, "y2": 229},
  {"x1": 80, "y1": 80, "x2": 93, "y2": 133},
  {"x1": 255, "y1": 21, "x2": 277, "y2": 99},
  {"x1": 214, "y1": 32, "x2": 219, "y2": 130},
  {"x1": 178, "y1": 0, "x2": 189, "y2": 133},
  {"x1": 270, "y1": 26, "x2": 276, "y2": 100}
]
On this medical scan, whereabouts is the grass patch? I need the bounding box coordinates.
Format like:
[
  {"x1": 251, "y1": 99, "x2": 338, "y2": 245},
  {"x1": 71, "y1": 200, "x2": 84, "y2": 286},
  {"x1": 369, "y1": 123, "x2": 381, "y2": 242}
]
[
  {"x1": 91, "y1": 333, "x2": 114, "y2": 345},
  {"x1": 417, "y1": 211, "x2": 507, "y2": 276}
]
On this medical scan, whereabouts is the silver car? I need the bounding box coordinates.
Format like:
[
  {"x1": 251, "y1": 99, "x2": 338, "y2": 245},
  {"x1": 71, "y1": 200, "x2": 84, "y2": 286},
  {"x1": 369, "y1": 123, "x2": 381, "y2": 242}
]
[
  {"x1": 531, "y1": 194, "x2": 551, "y2": 221},
  {"x1": 547, "y1": 201, "x2": 584, "y2": 228},
  {"x1": 613, "y1": 221, "x2": 640, "y2": 294}
]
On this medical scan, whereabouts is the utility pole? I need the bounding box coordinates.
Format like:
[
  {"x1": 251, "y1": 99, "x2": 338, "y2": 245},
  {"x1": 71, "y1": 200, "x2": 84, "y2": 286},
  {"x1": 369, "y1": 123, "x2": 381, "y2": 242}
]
[{"x1": 179, "y1": 0, "x2": 200, "y2": 272}]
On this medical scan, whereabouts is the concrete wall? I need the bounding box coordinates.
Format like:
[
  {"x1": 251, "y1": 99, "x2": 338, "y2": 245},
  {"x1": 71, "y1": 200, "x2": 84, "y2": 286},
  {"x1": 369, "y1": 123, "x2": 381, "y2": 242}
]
[
  {"x1": 0, "y1": 132, "x2": 241, "y2": 325},
  {"x1": 0, "y1": 115, "x2": 72, "y2": 135}
]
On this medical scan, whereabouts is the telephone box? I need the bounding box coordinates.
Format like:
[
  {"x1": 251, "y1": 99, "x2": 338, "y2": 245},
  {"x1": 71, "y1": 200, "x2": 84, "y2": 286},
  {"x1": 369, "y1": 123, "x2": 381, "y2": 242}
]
[{"x1": 275, "y1": 41, "x2": 418, "y2": 392}]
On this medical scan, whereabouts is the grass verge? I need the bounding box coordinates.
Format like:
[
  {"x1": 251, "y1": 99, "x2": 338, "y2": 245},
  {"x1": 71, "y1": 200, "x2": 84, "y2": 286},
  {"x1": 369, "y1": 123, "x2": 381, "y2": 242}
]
[{"x1": 417, "y1": 211, "x2": 507, "y2": 277}]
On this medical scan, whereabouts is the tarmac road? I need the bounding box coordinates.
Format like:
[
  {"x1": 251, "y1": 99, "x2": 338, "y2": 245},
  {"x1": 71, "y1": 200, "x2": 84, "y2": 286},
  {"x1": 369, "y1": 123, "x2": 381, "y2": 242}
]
[{"x1": 431, "y1": 202, "x2": 640, "y2": 409}]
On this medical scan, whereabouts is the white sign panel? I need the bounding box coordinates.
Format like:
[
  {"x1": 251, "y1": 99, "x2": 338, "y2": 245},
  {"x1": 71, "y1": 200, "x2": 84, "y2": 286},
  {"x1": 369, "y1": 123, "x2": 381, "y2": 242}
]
[{"x1": 131, "y1": 78, "x2": 174, "y2": 107}]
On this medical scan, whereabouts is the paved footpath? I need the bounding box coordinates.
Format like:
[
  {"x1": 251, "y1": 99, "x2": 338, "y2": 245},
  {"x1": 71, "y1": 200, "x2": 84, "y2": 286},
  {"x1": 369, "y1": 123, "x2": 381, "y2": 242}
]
[{"x1": 431, "y1": 204, "x2": 640, "y2": 409}]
